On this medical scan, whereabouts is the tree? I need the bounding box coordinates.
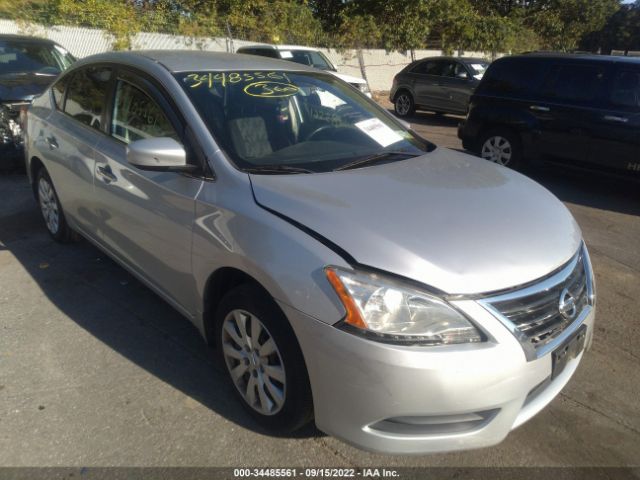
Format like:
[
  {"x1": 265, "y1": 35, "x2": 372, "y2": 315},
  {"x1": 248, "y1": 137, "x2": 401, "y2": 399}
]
[
  {"x1": 581, "y1": 0, "x2": 640, "y2": 53},
  {"x1": 527, "y1": 0, "x2": 621, "y2": 51}
]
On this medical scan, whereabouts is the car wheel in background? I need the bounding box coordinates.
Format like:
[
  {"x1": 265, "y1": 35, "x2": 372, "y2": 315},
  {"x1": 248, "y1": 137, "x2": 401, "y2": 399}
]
[
  {"x1": 478, "y1": 129, "x2": 522, "y2": 169},
  {"x1": 36, "y1": 168, "x2": 76, "y2": 243},
  {"x1": 394, "y1": 91, "x2": 415, "y2": 117},
  {"x1": 216, "y1": 284, "x2": 313, "y2": 433}
]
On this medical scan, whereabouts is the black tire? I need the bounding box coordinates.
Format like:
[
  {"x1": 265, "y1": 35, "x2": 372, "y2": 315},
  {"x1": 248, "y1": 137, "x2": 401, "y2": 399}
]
[
  {"x1": 35, "y1": 168, "x2": 77, "y2": 243},
  {"x1": 215, "y1": 284, "x2": 313, "y2": 433},
  {"x1": 394, "y1": 91, "x2": 415, "y2": 118},
  {"x1": 477, "y1": 128, "x2": 523, "y2": 169}
]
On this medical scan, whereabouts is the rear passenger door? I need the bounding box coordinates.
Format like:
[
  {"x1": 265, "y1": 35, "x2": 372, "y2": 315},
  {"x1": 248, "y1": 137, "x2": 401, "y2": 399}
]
[
  {"x1": 532, "y1": 62, "x2": 610, "y2": 165},
  {"x1": 91, "y1": 70, "x2": 203, "y2": 316},
  {"x1": 411, "y1": 60, "x2": 446, "y2": 110},
  {"x1": 437, "y1": 61, "x2": 474, "y2": 114},
  {"x1": 586, "y1": 64, "x2": 640, "y2": 176},
  {"x1": 44, "y1": 66, "x2": 113, "y2": 237}
]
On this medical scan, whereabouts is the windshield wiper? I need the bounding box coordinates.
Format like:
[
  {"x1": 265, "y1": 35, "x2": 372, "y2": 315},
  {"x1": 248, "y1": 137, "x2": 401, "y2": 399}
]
[
  {"x1": 244, "y1": 164, "x2": 314, "y2": 175},
  {"x1": 334, "y1": 151, "x2": 421, "y2": 171}
]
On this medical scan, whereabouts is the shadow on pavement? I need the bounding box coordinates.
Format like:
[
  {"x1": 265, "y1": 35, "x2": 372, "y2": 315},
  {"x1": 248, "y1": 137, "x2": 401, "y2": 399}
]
[
  {"x1": 523, "y1": 166, "x2": 640, "y2": 217},
  {"x1": 0, "y1": 172, "x2": 322, "y2": 440}
]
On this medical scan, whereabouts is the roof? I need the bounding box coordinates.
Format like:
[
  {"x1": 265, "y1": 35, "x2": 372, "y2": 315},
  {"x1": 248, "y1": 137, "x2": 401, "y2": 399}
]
[
  {"x1": 513, "y1": 52, "x2": 640, "y2": 64},
  {"x1": 412, "y1": 56, "x2": 489, "y2": 63},
  {"x1": 238, "y1": 44, "x2": 321, "y2": 52},
  {"x1": 0, "y1": 34, "x2": 56, "y2": 44},
  {"x1": 75, "y1": 50, "x2": 319, "y2": 73}
]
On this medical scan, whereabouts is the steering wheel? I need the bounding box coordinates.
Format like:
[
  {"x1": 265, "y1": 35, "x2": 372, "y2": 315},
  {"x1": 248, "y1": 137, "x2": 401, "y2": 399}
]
[{"x1": 304, "y1": 124, "x2": 335, "y2": 141}]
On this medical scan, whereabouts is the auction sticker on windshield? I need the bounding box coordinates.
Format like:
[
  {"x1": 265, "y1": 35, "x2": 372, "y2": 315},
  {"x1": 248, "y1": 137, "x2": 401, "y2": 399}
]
[{"x1": 355, "y1": 118, "x2": 404, "y2": 147}]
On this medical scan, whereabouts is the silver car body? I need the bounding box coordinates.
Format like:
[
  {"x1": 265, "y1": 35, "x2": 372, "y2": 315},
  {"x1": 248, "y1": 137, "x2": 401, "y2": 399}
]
[{"x1": 25, "y1": 51, "x2": 595, "y2": 454}]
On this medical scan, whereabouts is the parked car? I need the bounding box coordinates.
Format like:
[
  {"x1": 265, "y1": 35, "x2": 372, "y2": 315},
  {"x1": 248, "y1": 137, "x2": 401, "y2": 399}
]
[
  {"x1": 390, "y1": 56, "x2": 489, "y2": 117},
  {"x1": 236, "y1": 44, "x2": 371, "y2": 97},
  {"x1": 0, "y1": 34, "x2": 75, "y2": 169},
  {"x1": 459, "y1": 53, "x2": 640, "y2": 174},
  {"x1": 26, "y1": 51, "x2": 595, "y2": 454}
]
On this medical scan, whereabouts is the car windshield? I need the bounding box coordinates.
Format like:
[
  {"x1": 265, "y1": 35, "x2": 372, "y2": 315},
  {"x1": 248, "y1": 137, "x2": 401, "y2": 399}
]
[
  {"x1": 177, "y1": 70, "x2": 432, "y2": 173},
  {"x1": 280, "y1": 50, "x2": 336, "y2": 71},
  {"x1": 0, "y1": 40, "x2": 74, "y2": 76},
  {"x1": 468, "y1": 62, "x2": 489, "y2": 80}
]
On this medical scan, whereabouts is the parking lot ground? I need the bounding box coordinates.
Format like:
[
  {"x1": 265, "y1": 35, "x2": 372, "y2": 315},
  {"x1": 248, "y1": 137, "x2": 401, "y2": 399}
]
[{"x1": 0, "y1": 109, "x2": 639, "y2": 470}]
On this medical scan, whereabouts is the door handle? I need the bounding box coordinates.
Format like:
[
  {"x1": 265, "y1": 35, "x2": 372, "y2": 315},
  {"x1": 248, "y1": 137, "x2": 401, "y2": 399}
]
[
  {"x1": 46, "y1": 136, "x2": 58, "y2": 150},
  {"x1": 96, "y1": 165, "x2": 117, "y2": 183},
  {"x1": 529, "y1": 105, "x2": 550, "y2": 112},
  {"x1": 603, "y1": 115, "x2": 628, "y2": 123}
]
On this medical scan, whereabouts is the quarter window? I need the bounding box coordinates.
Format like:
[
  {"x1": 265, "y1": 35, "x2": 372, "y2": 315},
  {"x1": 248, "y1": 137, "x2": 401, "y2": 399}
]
[
  {"x1": 64, "y1": 67, "x2": 112, "y2": 130},
  {"x1": 52, "y1": 75, "x2": 70, "y2": 110},
  {"x1": 111, "y1": 80, "x2": 178, "y2": 144}
]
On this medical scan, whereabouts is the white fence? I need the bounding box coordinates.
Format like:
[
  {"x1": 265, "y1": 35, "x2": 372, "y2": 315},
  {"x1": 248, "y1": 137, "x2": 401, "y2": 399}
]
[{"x1": 0, "y1": 19, "x2": 490, "y2": 92}]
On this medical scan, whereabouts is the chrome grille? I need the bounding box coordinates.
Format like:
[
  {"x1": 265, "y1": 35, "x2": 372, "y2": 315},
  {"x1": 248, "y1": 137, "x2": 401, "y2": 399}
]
[{"x1": 484, "y1": 248, "x2": 592, "y2": 351}]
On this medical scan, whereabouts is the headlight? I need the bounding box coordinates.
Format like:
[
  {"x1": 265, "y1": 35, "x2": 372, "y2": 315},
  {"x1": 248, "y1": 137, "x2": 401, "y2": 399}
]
[
  {"x1": 354, "y1": 83, "x2": 370, "y2": 94},
  {"x1": 325, "y1": 267, "x2": 484, "y2": 345}
]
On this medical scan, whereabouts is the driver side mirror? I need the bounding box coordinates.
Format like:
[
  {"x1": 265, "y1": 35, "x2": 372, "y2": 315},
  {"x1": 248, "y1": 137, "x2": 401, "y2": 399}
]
[{"x1": 127, "y1": 137, "x2": 197, "y2": 172}]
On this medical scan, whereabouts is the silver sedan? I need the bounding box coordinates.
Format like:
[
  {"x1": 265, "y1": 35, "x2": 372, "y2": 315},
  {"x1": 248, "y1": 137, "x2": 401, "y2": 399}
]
[{"x1": 25, "y1": 51, "x2": 595, "y2": 454}]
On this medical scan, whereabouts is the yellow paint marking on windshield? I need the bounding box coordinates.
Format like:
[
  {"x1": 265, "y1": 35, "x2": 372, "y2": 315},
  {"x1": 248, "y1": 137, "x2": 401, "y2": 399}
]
[
  {"x1": 184, "y1": 71, "x2": 292, "y2": 89},
  {"x1": 243, "y1": 81, "x2": 299, "y2": 98}
]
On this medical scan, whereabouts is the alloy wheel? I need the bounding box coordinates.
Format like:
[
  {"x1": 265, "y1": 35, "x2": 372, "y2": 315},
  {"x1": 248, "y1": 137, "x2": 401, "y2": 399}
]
[
  {"x1": 396, "y1": 94, "x2": 411, "y2": 116},
  {"x1": 481, "y1": 135, "x2": 513, "y2": 166},
  {"x1": 222, "y1": 309, "x2": 286, "y2": 416},
  {"x1": 38, "y1": 177, "x2": 60, "y2": 234}
]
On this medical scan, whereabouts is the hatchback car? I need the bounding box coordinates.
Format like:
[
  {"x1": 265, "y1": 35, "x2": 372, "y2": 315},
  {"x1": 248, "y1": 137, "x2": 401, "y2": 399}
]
[
  {"x1": 236, "y1": 44, "x2": 371, "y2": 97},
  {"x1": 26, "y1": 51, "x2": 595, "y2": 454},
  {"x1": 459, "y1": 53, "x2": 640, "y2": 174},
  {"x1": 0, "y1": 34, "x2": 75, "y2": 168},
  {"x1": 390, "y1": 56, "x2": 489, "y2": 117}
]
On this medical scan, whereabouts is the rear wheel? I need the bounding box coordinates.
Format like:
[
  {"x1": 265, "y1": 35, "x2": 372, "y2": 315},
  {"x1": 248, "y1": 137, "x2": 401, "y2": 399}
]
[
  {"x1": 478, "y1": 129, "x2": 522, "y2": 169},
  {"x1": 394, "y1": 91, "x2": 415, "y2": 117},
  {"x1": 216, "y1": 284, "x2": 313, "y2": 433},
  {"x1": 36, "y1": 168, "x2": 76, "y2": 242}
]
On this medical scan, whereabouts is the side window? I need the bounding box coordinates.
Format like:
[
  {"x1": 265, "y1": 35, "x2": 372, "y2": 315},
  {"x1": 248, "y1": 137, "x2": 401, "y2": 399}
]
[
  {"x1": 453, "y1": 63, "x2": 470, "y2": 79},
  {"x1": 610, "y1": 68, "x2": 640, "y2": 110},
  {"x1": 64, "y1": 66, "x2": 112, "y2": 130},
  {"x1": 439, "y1": 61, "x2": 457, "y2": 78},
  {"x1": 542, "y1": 64, "x2": 607, "y2": 105},
  {"x1": 52, "y1": 74, "x2": 70, "y2": 110},
  {"x1": 411, "y1": 61, "x2": 441, "y2": 76},
  {"x1": 111, "y1": 80, "x2": 178, "y2": 144},
  {"x1": 478, "y1": 59, "x2": 548, "y2": 97}
]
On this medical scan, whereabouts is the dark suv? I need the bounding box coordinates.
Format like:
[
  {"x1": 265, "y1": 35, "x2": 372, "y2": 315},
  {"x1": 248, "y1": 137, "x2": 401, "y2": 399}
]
[
  {"x1": 458, "y1": 53, "x2": 640, "y2": 177},
  {"x1": 0, "y1": 34, "x2": 75, "y2": 168}
]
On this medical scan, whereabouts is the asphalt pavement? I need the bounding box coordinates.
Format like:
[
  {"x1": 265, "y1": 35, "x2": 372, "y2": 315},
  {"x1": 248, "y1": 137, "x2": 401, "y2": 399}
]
[{"x1": 0, "y1": 110, "x2": 638, "y2": 471}]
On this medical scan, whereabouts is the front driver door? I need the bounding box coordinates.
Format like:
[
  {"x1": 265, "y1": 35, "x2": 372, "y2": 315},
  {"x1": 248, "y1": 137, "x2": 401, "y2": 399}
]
[{"x1": 92, "y1": 71, "x2": 203, "y2": 316}]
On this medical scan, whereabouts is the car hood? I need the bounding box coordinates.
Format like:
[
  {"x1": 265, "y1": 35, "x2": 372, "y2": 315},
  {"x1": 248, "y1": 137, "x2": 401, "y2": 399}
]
[
  {"x1": 329, "y1": 71, "x2": 366, "y2": 85},
  {"x1": 250, "y1": 148, "x2": 582, "y2": 295},
  {"x1": 0, "y1": 73, "x2": 55, "y2": 102}
]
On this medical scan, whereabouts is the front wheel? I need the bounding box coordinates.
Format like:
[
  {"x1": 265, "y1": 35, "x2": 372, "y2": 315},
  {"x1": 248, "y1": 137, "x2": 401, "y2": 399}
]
[
  {"x1": 394, "y1": 91, "x2": 415, "y2": 117},
  {"x1": 478, "y1": 129, "x2": 522, "y2": 169},
  {"x1": 216, "y1": 284, "x2": 313, "y2": 433}
]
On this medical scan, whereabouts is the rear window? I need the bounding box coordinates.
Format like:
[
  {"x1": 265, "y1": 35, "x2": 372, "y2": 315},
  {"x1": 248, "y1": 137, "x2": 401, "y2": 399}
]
[
  {"x1": 541, "y1": 64, "x2": 607, "y2": 105},
  {"x1": 63, "y1": 66, "x2": 112, "y2": 130},
  {"x1": 477, "y1": 58, "x2": 549, "y2": 97}
]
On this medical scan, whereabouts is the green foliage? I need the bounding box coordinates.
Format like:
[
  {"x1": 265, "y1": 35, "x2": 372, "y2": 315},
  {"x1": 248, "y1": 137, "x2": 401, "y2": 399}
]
[
  {"x1": 0, "y1": 0, "x2": 630, "y2": 55},
  {"x1": 527, "y1": 0, "x2": 621, "y2": 51}
]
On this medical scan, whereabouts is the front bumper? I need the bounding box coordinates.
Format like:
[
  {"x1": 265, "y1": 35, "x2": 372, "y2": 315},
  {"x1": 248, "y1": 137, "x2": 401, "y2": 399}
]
[{"x1": 280, "y1": 300, "x2": 595, "y2": 454}]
